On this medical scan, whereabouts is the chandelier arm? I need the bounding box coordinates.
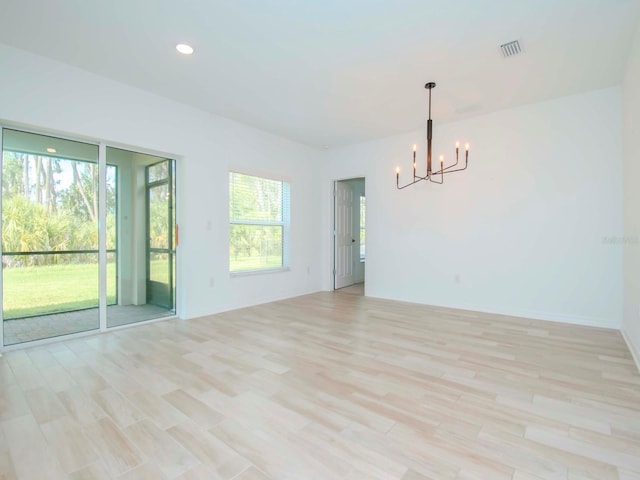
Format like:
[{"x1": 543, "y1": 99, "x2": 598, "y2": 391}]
[
  {"x1": 440, "y1": 162, "x2": 468, "y2": 175},
  {"x1": 443, "y1": 156, "x2": 459, "y2": 171},
  {"x1": 441, "y1": 163, "x2": 461, "y2": 173},
  {"x1": 396, "y1": 176, "x2": 429, "y2": 189},
  {"x1": 429, "y1": 173, "x2": 443, "y2": 184}
]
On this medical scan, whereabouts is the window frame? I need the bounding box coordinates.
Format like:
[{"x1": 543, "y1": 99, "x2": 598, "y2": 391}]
[{"x1": 229, "y1": 171, "x2": 291, "y2": 276}]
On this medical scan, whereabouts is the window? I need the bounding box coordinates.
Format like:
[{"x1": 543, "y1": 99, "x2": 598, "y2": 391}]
[
  {"x1": 229, "y1": 172, "x2": 290, "y2": 273},
  {"x1": 360, "y1": 195, "x2": 366, "y2": 261}
]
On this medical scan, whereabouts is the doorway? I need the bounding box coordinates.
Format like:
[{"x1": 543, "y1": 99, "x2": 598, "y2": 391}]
[
  {"x1": 105, "y1": 148, "x2": 176, "y2": 329},
  {"x1": 0, "y1": 127, "x2": 178, "y2": 347},
  {"x1": 333, "y1": 177, "x2": 365, "y2": 293}
]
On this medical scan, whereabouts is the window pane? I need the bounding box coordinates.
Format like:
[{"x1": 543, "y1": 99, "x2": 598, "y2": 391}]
[
  {"x1": 230, "y1": 172, "x2": 282, "y2": 222},
  {"x1": 147, "y1": 161, "x2": 169, "y2": 183},
  {"x1": 148, "y1": 183, "x2": 169, "y2": 249},
  {"x1": 107, "y1": 251, "x2": 117, "y2": 306},
  {"x1": 106, "y1": 165, "x2": 117, "y2": 250},
  {"x1": 149, "y1": 252, "x2": 170, "y2": 285},
  {"x1": 2, "y1": 129, "x2": 99, "y2": 345},
  {"x1": 230, "y1": 224, "x2": 282, "y2": 272}
]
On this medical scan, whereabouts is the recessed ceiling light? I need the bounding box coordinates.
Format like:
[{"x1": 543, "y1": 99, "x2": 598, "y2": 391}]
[
  {"x1": 46, "y1": 147, "x2": 56, "y2": 153},
  {"x1": 176, "y1": 43, "x2": 194, "y2": 55}
]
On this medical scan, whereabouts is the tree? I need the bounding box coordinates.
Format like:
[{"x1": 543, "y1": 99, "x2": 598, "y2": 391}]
[
  {"x1": 2, "y1": 152, "x2": 25, "y2": 198},
  {"x1": 2, "y1": 153, "x2": 117, "y2": 264}
]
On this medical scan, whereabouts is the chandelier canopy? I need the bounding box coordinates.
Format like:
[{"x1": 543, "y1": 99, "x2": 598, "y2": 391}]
[{"x1": 396, "y1": 82, "x2": 469, "y2": 189}]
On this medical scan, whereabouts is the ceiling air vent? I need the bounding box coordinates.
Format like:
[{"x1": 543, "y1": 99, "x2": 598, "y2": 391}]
[{"x1": 500, "y1": 40, "x2": 522, "y2": 58}]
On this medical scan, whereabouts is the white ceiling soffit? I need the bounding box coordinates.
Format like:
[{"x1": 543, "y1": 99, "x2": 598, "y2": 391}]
[{"x1": 0, "y1": 0, "x2": 638, "y2": 148}]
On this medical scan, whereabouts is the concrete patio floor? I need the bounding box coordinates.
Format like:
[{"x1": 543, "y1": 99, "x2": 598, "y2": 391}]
[{"x1": 3, "y1": 304, "x2": 174, "y2": 346}]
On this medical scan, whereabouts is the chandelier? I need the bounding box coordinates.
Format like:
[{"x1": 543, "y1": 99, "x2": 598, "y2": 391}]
[{"x1": 396, "y1": 82, "x2": 469, "y2": 189}]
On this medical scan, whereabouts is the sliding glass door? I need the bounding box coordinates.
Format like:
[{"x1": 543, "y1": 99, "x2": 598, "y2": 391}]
[
  {"x1": 1, "y1": 129, "x2": 100, "y2": 345},
  {"x1": 105, "y1": 148, "x2": 176, "y2": 329},
  {"x1": 1, "y1": 128, "x2": 177, "y2": 346}
]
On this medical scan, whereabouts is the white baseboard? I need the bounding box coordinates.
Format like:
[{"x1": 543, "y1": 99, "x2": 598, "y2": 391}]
[
  {"x1": 621, "y1": 328, "x2": 640, "y2": 373},
  {"x1": 185, "y1": 287, "x2": 321, "y2": 320},
  {"x1": 365, "y1": 291, "x2": 620, "y2": 330},
  {"x1": 467, "y1": 305, "x2": 619, "y2": 329}
]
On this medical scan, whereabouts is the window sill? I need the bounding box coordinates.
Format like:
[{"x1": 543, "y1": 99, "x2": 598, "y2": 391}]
[{"x1": 230, "y1": 267, "x2": 291, "y2": 278}]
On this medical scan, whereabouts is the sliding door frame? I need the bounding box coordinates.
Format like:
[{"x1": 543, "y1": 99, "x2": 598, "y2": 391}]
[
  {"x1": 0, "y1": 126, "x2": 4, "y2": 350},
  {"x1": 99, "y1": 143, "x2": 107, "y2": 331},
  {"x1": 0, "y1": 124, "x2": 179, "y2": 351},
  {"x1": 145, "y1": 159, "x2": 176, "y2": 311}
]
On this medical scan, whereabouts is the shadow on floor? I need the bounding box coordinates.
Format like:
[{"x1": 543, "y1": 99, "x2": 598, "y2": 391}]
[{"x1": 335, "y1": 282, "x2": 364, "y2": 296}]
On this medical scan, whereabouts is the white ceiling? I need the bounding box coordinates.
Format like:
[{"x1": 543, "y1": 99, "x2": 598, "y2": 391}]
[{"x1": 0, "y1": 0, "x2": 638, "y2": 148}]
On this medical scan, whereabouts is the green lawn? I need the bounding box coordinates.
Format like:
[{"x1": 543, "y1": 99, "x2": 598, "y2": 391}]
[
  {"x1": 149, "y1": 256, "x2": 172, "y2": 285},
  {"x1": 3, "y1": 263, "x2": 117, "y2": 319},
  {"x1": 230, "y1": 254, "x2": 282, "y2": 272}
]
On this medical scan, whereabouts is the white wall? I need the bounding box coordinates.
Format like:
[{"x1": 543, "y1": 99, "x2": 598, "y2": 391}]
[
  {"x1": 0, "y1": 44, "x2": 323, "y2": 320},
  {"x1": 622, "y1": 17, "x2": 640, "y2": 367},
  {"x1": 322, "y1": 88, "x2": 623, "y2": 328}
]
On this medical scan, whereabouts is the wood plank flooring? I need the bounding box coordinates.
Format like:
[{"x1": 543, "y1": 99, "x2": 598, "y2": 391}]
[{"x1": 1, "y1": 291, "x2": 639, "y2": 479}]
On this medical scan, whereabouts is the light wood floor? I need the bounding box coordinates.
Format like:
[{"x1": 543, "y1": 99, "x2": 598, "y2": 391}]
[
  {"x1": 1, "y1": 291, "x2": 639, "y2": 480},
  {"x1": 335, "y1": 282, "x2": 365, "y2": 296}
]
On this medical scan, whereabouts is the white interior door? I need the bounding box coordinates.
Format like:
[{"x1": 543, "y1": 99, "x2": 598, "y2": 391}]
[{"x1": 334, "y1": 181, "x2": 355, "y2": 289}]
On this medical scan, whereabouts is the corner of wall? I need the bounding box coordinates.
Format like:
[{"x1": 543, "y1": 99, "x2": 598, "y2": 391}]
[
  {"x1": 622, "y1": 10, "x2": 640, "y2": 374},
  {"x1": 621, "y1": 329, "x2": 640, "y2": 373}
]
